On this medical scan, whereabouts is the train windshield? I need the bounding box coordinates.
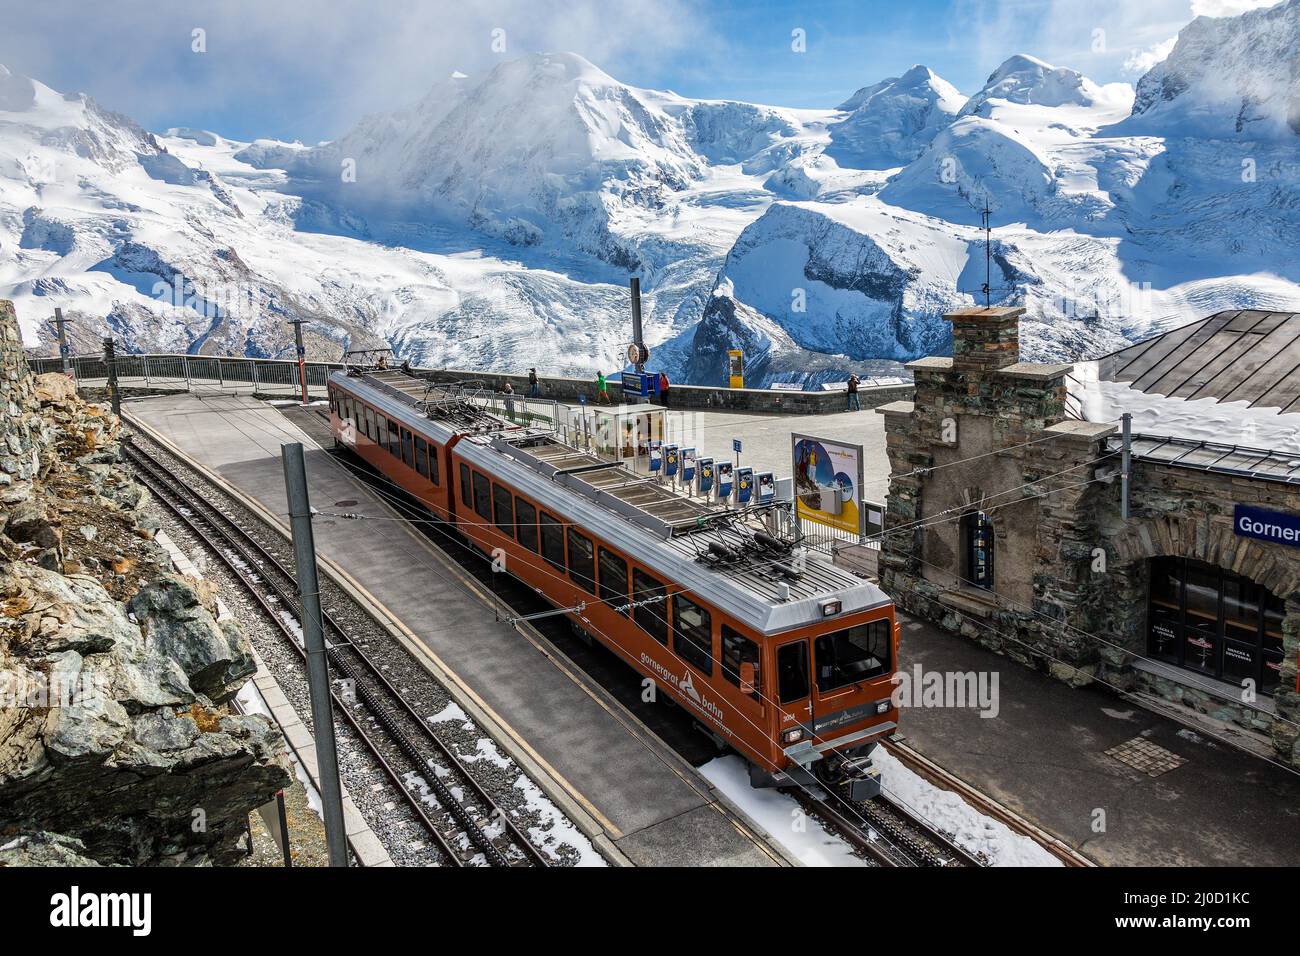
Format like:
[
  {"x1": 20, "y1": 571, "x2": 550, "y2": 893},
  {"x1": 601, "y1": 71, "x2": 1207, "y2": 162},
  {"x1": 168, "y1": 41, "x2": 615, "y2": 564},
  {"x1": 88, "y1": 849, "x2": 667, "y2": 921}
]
[{"x1": 813, "y1": 620, "x2": 891, "y2": 692}]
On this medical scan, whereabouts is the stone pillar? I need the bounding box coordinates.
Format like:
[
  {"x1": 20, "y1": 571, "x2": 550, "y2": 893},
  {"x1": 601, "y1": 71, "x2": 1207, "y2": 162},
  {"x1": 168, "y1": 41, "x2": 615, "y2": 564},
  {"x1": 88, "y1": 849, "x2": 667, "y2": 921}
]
[{"x1": 948, "y1": 306, "x2": 1024, "y2": 372}]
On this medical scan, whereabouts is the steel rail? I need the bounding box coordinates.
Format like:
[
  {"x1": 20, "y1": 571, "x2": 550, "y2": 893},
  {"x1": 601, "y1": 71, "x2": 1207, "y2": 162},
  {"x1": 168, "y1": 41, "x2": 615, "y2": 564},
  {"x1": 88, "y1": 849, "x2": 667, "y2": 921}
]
[{"x1": 127, "y1": 438, "x2": 549, "y2": 867}]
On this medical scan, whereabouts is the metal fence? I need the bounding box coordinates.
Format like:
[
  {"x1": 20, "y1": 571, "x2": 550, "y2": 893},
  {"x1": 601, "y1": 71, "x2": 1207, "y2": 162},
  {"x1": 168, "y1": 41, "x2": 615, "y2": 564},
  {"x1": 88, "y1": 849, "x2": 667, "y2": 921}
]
[
  {"x1": 796, "y1": 498, "x2": 885, "y2": 555},
  {"x1": 28, "y1": 353, "x2": 344, "y2": 398}
]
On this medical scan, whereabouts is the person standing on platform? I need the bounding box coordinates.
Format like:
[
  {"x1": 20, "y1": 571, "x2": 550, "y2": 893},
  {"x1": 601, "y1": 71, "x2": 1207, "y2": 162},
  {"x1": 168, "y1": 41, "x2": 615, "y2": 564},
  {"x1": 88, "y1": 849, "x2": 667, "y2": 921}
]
[
  {"x1": 847, "y1": 372, "x2": 861, "y2": 411},
  {"x1": 596, "y1": 370, "x2": 611, "y2": 404},
  {"x1": 528, "y1": 367, "x2": 540, "y2": 398},
  {"x1": 658, "y1": 371, "x2": 670, "y2": 407},
  {"x1": 501, "y1": 381, "x2": 516, "y2": 421}
]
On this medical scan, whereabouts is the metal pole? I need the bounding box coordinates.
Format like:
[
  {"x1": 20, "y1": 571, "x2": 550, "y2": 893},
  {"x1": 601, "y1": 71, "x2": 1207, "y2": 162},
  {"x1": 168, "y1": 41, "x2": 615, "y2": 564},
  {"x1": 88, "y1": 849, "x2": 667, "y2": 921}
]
[
  {"x1": 281, "y1": 441, "x2": 348, "y2": 868},
  {"x1": 275, "y1": 791, "x2": 293, "y2": 868},
  {"x1": 53, "y1": 308, "x2": 72, "y2": 375},
  {"x1": 629, "y1": 278, "x2": 645, "y2": 375},
  {"x1": 1120, "y1": 412, "x2": 1132, "y2": 520},
  {"x1": 103, "y1": 337, "x2": 120, "y2": 416},
  {"x1": 288, "y1": 318, "x2": 309, "y2": 404}
]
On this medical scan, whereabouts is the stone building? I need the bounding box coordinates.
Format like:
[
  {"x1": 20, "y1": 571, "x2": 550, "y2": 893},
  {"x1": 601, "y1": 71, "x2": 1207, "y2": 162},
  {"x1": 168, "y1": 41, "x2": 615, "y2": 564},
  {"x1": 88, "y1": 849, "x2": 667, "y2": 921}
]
[{"x1": 877, "y1": 306, "x2": 1300, "y2": 769}]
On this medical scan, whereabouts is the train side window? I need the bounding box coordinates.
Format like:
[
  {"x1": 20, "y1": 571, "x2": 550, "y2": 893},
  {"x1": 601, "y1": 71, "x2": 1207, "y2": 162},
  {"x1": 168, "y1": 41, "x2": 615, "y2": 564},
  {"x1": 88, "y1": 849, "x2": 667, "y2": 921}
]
[
  {"x1": 414, "y1": 437, "x2": 428, "y2": 477},
  {"x1": 427, "y1": 442, "x2": 439, "y2": 485},
  {"x1": 632, "y1": 569, "x2": 668, "y2": 644},
  {"x1": 515, "y1": 497, "x2": 538, "y2": 552},
  {"x1": 598, "y1": 548, "x2": 629, "y2": 614},
  {"x1": 364, "y1": 407, "x2": 375, "y2": 441},
  {"x1": 401, "y1": 429, "x2": 414, "y2": 468},
  {"x1": 672, "y1": 594, "x2": 713, "y2": 676},
  {"x1": 472, "y1": 471, "x2": 492, "y2": 520},
  {"x1": 376, "y1": 414, "x2": 387, "y2": 447},
  {"x1": 777, "y1": 642, "x2": 810, "y2": 705},
  {"x1": 722, "y1": 625, "x2": 762, "y2": 701},
  {"x1": 387, "y1": 419, "x2": 401, "y2": 457},
  {"x1": 459, "y1": 464, "x2": 472, "y2": 509},
  {"x1": 328, "y1": 387, "x2": 336, "y2": 413},
  {"x1": 492, "y1": 484, "x2": 514, "y2": 537},
  {"x1": 540, "y1": 513, "x2": 565, "y2": 571},
  {"x1": 567, "y1": 528, "x2": 595, "y2": 592}
]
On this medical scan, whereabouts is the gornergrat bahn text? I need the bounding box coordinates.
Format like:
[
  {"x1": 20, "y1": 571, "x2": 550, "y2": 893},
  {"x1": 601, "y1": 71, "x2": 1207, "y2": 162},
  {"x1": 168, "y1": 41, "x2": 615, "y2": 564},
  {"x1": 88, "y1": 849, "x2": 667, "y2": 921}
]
[{"x1": 328, "y1": 368, "x2": 899, "y2": 800}]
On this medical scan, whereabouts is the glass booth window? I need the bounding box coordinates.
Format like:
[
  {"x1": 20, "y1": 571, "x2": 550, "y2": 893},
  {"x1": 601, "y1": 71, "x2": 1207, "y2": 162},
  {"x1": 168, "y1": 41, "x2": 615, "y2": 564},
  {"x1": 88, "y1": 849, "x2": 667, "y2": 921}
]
[{"x1": 961, "y1": 511, "x2": 995, "y2": 590}]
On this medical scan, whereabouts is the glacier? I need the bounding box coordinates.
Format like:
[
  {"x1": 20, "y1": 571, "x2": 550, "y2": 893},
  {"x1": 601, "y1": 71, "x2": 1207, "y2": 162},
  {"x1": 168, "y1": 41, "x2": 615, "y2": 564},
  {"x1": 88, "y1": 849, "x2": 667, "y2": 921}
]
[{"x1": 1, "y1": 0, "x2": 1298, "y2": 386}]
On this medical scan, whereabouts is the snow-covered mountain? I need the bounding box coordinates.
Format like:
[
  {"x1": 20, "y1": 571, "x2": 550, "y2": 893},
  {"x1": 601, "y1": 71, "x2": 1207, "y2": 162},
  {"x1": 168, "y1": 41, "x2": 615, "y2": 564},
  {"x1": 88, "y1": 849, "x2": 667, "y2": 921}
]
[
  {"x1": 3, "y1": 0, "x2": 1299, "y2": 385},
  {"x1": 1127, "y1": 0, "x2": 1300, "y2": 139}
]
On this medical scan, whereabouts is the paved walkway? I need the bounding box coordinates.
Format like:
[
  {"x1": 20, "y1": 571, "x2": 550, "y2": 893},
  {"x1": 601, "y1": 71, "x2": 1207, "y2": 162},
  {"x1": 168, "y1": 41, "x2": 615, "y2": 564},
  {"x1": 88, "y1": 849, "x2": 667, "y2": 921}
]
[{"x1": 896, "y1": 612, "x2": 1300, "y2": 866}]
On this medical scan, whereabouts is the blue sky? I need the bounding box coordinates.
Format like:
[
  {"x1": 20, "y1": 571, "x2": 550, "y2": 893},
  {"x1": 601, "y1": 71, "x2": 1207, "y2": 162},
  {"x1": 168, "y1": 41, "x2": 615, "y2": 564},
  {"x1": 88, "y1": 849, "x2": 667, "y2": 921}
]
[{"x1": 0, "y1": 0, "x2": 1261, "y2": 142}]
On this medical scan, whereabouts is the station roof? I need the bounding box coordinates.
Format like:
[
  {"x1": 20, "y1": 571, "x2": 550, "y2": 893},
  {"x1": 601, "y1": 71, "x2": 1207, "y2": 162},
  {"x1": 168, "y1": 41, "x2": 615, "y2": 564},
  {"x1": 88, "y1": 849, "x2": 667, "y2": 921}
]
[{"x1": 1096, "y1": 310, "x2": 1300, "y2": 413}]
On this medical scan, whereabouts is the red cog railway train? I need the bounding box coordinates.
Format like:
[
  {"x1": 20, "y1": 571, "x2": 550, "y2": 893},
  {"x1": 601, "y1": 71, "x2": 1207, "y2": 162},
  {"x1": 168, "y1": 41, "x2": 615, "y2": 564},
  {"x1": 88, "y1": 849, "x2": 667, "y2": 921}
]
[{"x1": 328, "y1": 368, "x2": 899, "y2": 800}]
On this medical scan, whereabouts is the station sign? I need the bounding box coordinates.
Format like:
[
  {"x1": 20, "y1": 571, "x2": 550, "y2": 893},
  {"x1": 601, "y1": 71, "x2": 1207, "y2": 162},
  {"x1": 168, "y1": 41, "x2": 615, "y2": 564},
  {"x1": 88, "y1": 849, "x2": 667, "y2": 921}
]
[
  {"x1": 733, "y1": 438, "x2": 742, "y2": 454},
  {"x1": 736, "y1": 466, "x2": 754, "y2": 504},
  {"x1": 1233, "y1": 505, "x2": 1300, "y2": 548}
]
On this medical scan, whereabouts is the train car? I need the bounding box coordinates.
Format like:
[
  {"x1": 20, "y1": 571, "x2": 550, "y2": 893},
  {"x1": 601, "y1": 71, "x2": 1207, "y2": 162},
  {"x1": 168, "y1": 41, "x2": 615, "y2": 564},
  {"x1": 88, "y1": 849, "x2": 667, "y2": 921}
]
[{"x1": 328, "y1": 368, "x2": 898, "y2": 800}]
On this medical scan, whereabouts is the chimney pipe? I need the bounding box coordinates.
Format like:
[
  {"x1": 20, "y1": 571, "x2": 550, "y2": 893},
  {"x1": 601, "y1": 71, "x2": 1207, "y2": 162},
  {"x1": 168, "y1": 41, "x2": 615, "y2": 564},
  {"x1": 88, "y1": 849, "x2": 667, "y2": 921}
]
[{"x1": 629, "y1": 277, "x2": 645, "y2": 373}]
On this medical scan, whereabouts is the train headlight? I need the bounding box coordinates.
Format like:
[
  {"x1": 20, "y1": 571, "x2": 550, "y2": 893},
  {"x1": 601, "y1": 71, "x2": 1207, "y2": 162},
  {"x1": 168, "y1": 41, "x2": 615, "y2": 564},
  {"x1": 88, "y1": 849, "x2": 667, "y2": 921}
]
[
  {"x1": 875, "y1": 700, "x2": 891, "y2": 715},
  {"x1": 782, "y1": 729, "x2": 804, "y2": 745}
]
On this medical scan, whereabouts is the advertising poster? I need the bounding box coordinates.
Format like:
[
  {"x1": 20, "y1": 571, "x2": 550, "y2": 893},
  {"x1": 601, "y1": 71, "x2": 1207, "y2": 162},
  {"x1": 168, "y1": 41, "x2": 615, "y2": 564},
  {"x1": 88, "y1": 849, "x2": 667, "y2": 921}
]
[{"x1": 792, "y1": 433, "x2": 864, "y2": 535}]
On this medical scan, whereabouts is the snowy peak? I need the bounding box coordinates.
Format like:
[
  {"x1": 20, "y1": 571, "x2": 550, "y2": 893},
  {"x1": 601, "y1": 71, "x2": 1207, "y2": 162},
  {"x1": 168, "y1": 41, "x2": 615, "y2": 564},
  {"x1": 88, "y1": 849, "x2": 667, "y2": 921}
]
[
  {"x1": 827, "y1": 65, "x2": 964, "y2": 169},
  {"x1": 1129, "y1": 0, "x2": 1300, "y2": 138},
  {"x1": 959, "y1": 54, "x2": 1105, "y2": 117}
]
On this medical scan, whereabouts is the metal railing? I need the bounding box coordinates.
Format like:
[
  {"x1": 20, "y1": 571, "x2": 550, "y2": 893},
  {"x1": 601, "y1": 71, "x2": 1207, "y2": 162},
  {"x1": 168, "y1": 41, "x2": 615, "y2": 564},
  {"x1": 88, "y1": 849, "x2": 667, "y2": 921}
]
[
  {"x1": 27, "y1": 352, "x2": 344, "y2": 398},
  {"x1": 796, "y1": 498, "x2": 885, "y2": 555}
]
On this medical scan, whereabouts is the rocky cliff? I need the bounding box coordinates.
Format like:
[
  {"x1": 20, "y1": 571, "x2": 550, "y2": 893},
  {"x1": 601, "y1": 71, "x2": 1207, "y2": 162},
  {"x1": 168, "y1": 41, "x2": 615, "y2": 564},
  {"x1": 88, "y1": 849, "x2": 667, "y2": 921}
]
[{"x1": 0, "y1": 298, "x2": 290, "y2": 866}]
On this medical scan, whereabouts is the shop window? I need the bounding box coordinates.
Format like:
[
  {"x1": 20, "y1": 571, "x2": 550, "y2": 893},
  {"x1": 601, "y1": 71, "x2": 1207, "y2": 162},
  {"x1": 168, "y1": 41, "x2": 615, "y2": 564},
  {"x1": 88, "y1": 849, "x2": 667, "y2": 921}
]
[
  {"x1": 722, "y1": 625, "x2": 762, "y2": 700},
  {"x1": 1145, "y1": 556, "x2": 1286, "y2": 696},
  {"x1": 672, "y1": 594, "x2": 713, "y2": 675},
  {"x1": 961, "y1": 511, "x2": 995, "y2": 590},
  {"x1": 813, "y1": 620, "x2": 891, "y2": 692},
  {"x1": 632, "y1": 569, "x2": 668, "y2": 644},
  {"x1": 515, "y1": 498, "x2": 538, "y2": 552},
  {"x1": 598, "y1": 548, "x2": 629, "y2": 613}
]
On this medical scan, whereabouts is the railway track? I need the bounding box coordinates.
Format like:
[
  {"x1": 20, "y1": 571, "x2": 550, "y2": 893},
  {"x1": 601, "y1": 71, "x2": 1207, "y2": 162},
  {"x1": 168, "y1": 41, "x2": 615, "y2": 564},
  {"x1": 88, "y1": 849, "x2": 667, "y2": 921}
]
[
  {"x1": 797, "y1": 787, "x2": 987, "y2": 867},
  {"x1": 125, "y1": 435, "x2": 551, "y2": 868}
]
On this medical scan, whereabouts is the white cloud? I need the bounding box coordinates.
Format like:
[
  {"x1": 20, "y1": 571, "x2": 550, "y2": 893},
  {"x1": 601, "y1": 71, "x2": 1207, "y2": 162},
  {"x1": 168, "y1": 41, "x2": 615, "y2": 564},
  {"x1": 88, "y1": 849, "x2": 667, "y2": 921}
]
[
  {"x1": 0, "y1": 0, "x2": 711, "y2": 140},
  {"x1": 1122, "y1": 36, "x2": 1178, "y2": 74}
]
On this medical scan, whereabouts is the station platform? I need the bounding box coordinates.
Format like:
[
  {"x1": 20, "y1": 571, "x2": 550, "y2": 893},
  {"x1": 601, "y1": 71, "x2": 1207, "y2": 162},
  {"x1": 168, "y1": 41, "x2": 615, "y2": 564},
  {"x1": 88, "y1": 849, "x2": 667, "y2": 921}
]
[
  {"x1": 125, "y1": 393, "x2": 792, "y2": 868},
  {"x1": 895, "y1": 613, "x2": 1300, "y2": 866}
]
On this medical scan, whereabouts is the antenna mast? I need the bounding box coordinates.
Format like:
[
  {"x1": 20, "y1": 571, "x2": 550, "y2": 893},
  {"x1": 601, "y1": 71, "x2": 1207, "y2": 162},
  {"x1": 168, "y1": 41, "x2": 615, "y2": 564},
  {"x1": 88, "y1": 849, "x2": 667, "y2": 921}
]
[{"x1": 981, "y1": 197, "x2": 992, "y2": 308}]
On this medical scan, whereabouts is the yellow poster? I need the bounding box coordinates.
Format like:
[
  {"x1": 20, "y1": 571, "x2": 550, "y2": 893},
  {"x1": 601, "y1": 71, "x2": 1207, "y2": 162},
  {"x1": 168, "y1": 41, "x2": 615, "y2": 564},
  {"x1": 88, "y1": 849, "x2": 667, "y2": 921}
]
[{"x1": 727, "y1": 349, "x2": 744, "y2": 389}]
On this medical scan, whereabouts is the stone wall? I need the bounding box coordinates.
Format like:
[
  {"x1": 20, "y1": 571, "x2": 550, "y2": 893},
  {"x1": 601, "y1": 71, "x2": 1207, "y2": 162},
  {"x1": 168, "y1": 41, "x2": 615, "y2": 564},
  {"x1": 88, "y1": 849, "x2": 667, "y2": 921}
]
[
  {"x1": 877, "y1": 307, "x2": 1300, "y2": 769},
  {"x1": 420, "y1": 366, "x2": 912, "y2": 415},
  {"x1": 0, "y1": 299, "x2": 291, "y2": 865}
]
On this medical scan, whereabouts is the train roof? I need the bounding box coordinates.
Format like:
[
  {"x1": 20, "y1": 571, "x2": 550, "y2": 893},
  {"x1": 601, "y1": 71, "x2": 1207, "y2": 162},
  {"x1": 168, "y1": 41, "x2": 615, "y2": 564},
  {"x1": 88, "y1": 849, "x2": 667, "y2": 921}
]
[{"x1": 330, "y1": 370, "x2": 892, "y2": 634}]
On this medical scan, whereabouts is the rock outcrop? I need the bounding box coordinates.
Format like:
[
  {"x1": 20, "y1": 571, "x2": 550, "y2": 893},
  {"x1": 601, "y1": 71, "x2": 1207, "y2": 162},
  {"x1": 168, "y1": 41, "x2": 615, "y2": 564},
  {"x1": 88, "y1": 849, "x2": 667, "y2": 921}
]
[{"x1": 0, "y1": 298, "x2": 291, "y2": 865}]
